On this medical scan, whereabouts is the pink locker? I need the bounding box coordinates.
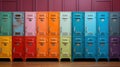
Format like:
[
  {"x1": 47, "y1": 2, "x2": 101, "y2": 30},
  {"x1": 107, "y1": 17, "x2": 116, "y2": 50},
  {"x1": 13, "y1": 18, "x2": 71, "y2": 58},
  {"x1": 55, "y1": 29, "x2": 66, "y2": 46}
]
[{"x1": 25, "y1": 12, "x2": 36, "y2": 36}]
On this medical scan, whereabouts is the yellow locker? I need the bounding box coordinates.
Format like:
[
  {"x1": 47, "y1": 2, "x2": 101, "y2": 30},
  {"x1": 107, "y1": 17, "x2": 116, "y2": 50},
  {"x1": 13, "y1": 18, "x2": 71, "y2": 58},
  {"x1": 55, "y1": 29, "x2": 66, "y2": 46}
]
[{"x1": 0, "y1": 36, "x2": 12, "y2": 61}]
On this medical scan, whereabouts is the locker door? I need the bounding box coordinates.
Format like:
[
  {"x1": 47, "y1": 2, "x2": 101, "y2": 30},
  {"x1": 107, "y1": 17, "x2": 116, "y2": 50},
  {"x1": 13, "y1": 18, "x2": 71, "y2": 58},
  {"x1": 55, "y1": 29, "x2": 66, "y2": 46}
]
[
  {"x1": 63, "y1": 0, "x2": 77, "y2": 11},
  {"x1": 0, "y1": 12, "x2": 12, "y2": 36},
  {"x1": 97, "y1": 12, "x2": 109, "y2": 36},
  {"x1": 97, "y1": 37, "x2": 109, "y2": 58},
  {"x1": 49, "y1": 12, "x2": 59, "y2": 36},
  {"x1": 72, "y1": 37, "x2": 84, "y2": 58},
  {"x1": 113, "y1": 0, "x2": 120, "y2": 11},
  {"x1": 60, "y1": 12, "x2": 71, "y2": 36},
  {"x1": 49, "y1": 37, "x2": 59, "y2": 58},
  {"x1": 12, "y1": 37, "x2": 24, "y2": 58},
  {"x1": 37, "y1": 12, "x2": 48, "y2": 36},
  {"x1": 25, "y1": 37, "x2": 36, "y2": 58},
  {"x1": 78, "y1": 0, "x2": 92, "y2": 11},
  {"x1": 85, "y1": 37, "x2": 97, "y2": 58},
  {"x1": 13, "y1": 12, "x2": 24, "y2": 36},
  {"x1": 72, "y1": 12, "x2": 84, "y2": 37},
  {"x1": 92, "y1": 0, "x2": 112, "y2": 11},
  {"x1": 37, "y1": 36, "x2": 48, "y2": 58},
  {"x1": 85, "y1": 12, "x2": 96, "y2": 36},
  {"x1": 0, "y1": 36, "x2": 12, "y2": 58},
  {"x1": 60, "y1": 37, "x2": 71, "y2": 58},
  {"x1": 110, "y1": 37, "x2": 120, "y2": 58},
  {"x1": 36, "y1": 0, "x2": 48, "y2": 11},
  {"x1": 49, "y1": 0, "x2": 62, "y2": 11},
  {"x1": 110, "y1": 12, "x2": 120, "y2": 36},
  {"x1": 25, "y1": 12, "x2": 36, "y2": 36}
]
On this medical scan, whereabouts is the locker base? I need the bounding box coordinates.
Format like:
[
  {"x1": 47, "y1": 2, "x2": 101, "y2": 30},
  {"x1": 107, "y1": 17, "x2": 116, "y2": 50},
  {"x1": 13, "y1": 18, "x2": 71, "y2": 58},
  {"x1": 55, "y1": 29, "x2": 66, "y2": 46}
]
[
  {"x1": 60, "y1": 58, "x2": 71, "y2": 62},
  {"x1": 97, "y1": 58, "x2": 109, "y2": 62},
  {"x1": 110, "y1": 58, "x2": 120, "y2": 61},
  {"x1": 72, "y1": 58, "x2": 85, "y2": 62},
  {"x1": 35, "y1": 58, "x2": 59, "y2": 62},
  {"x1": 13, "y1": 58, "x2": 25, "y2": 62},
  {"x1": 0, "y1": 58, "x2": 12, "y2": 62},
  {"x1": 84, "y1": 58, "x2": 97, "y2": 62}
]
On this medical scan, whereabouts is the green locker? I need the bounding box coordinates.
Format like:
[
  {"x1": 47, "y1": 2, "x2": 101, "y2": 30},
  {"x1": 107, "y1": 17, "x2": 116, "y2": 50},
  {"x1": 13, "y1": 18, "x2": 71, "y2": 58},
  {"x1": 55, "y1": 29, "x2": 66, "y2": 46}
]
[
  {"x1": 0, "y1": 12, "x2": 12, "y2": 36},
  {"x1": 60, "y1": 37, "x2": 71, "y2": 61}
]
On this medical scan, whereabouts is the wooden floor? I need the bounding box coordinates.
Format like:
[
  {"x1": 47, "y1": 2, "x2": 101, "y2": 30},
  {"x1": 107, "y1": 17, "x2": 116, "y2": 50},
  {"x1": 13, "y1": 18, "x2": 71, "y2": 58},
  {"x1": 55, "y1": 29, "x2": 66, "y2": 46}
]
[{"x1": 0, "y1": 62, "x2": 120, "y2": 67}]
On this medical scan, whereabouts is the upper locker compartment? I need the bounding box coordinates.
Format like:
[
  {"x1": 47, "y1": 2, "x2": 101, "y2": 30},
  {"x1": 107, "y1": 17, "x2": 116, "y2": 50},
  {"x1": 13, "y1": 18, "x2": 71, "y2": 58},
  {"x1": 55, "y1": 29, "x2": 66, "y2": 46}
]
[
  {"x1": 110, "y1": 12, "x2": 120, "y2": 36},
  {"x1": 97, "y1": 12, "x2": 109, "y2": 36},
  {"x1": 72, "y1": 12, "x2": 84, "y2": 37},
  {"x1": 48, "y1": 12, "x2": 60, "y2": 36},
  {"x1": 60, "y1": 12, "x2": 71, "y2": 36},
  {"x1": 85, "y1": 12, "x2": 96, "y2": 36},
  {"x1": 25, "y1": 12, "x2": 36, "y2": 36},
  {"x1": 92, "y1": 0, "x2": 112, "y2": 11},
  {"x1": 13, "y1": 12, "x2": 24, "y2": 36},
  {"x1": 0, "y1": 12, "x2": 12, "y2": 36},
  {"x1": 37, "y1": 12, "x2": 48, "y2": 36}
]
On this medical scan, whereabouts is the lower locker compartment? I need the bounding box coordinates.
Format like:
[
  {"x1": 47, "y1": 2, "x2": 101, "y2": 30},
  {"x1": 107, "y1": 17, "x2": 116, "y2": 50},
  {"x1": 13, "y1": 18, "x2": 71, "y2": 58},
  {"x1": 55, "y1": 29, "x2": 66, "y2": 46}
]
[
  {"x1": 25, "y1": 36, "x2": 36, "y2": 61},
  {"x1": 12, "y1": 36, "x2": 25, "y2": 61},
  {"x1": 97, "y1": 37, "x2": 109, "y2": 61},
  {"x1": 0, "y1": 36, "x2": 12, "y2": 61},
  {"x1": 109, "y1": 37, "x2": 120, "y2": 61},
  {"x1": 60, "y1": 37, "x2": 71, "y2": 61},
  {"x1": 85, "y1": 36, "x2": 97, "y2": 61},
  {"x1": 72, "y1": 37, "x2": 84, "y2": 61}
]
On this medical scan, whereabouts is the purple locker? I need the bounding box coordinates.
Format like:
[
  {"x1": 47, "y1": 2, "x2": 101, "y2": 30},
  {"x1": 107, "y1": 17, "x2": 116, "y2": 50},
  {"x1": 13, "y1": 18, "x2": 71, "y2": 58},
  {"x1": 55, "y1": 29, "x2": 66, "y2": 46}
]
[
  {"x1": 113, "y1": 0, "x2": 120, "y2": 11},
  {"x1": 110, "y1": 37, "x2": 120, "y2": 59},
  {"x1": 1, "y1": 1, "x2": 17, "y2": 11},
  {"x1": 92, "y1": 0, "x2": 112, "y2": 11},
  {"x1": 63, "y1": 0, "x2": 77, "y2": 11},
  {"x1": 49, "y1": 0, "x2": 62, "y2": 11},
  {"x1": 78, "y1": 0, "x2": 92, "y2": 11},
  {"x1": 25, "y1": 12, "x2": 36, "y2": 36},
  {"x1": 18, "y1": 0, "x2": 35, "y2": 11},
  {"x1": 36, "y1": 0, "x2": 48, "y2": 11}
]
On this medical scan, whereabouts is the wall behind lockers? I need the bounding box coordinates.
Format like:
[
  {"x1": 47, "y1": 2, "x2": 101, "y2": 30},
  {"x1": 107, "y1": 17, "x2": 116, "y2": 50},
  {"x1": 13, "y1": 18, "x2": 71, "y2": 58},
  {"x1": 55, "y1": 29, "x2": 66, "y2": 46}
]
[{"x1": 0, "y1": 0, "x2": 120, "y2": 11}]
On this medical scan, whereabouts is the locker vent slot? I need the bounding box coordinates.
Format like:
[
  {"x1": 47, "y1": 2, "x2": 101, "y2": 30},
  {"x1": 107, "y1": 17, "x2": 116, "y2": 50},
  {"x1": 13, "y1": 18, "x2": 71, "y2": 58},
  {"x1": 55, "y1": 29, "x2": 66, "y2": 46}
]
[
  {"x1": 15, "y1": 32, "x2": 21, "y2": 35},
  {"x1": 88, "y1": 18, "x2": 93, "y2": 21}
]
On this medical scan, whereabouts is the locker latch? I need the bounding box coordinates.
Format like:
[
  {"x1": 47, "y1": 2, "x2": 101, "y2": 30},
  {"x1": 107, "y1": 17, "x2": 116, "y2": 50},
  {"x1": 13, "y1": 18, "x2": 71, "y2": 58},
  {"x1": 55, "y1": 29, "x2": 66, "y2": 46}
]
[
  {"x1": 28, "y1": 42, "x2": 32, "y2": 46},
  {"x1": 100, "y1": 18, "x2": 105, "y2": 22},
  {"x1": 16, "y1": 42, "x2": 20, "y2": 46},
  {"x1": 2, "y1": 42, "x2": 7, "y2": 46},
  {"x1": 112, "y1": 18, "x2": 117, "y2": 22},
  {"x1": 76, "y1": 18, "x2": 80, "y2": 22},
  {"x1": 76, "y1": 43, "x2": 80, "y2": 46},
  {"x1": 28, "y1": 18, "x2": 32, "y2": 22},
  {"x1": 51, "y1": 18, "x2": 56, "y2": 22},
  {"x1": 88, "y1": 42, "x2": 92, "y2": 46},
  {"x1": 100, "y1": 42, "x2": 105, "y2": 46},
  {"x1": 15, "y1": 32, "x2": 21, "y2": 35}
]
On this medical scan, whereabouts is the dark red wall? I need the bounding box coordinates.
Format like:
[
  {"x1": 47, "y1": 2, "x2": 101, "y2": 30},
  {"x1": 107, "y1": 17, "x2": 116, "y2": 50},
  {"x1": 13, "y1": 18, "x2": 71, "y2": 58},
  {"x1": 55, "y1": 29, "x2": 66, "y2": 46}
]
[{"x1": 0, "y1": 0, "x2": 120, "y2": 11}]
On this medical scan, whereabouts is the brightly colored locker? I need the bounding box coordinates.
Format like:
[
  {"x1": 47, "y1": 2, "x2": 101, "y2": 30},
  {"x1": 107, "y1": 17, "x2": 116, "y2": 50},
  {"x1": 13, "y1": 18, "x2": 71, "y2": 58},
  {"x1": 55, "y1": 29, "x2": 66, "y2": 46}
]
[
  {"x1": 37, "y1": 12, "x2": 48, "y2": 36},
  {"x1": 12, "y1": 36, "x2": 25, "y2": 61},
  {"x1": 13, "y1": 12, "x2": 24, "y2": 36},
  {"x1": 0, "y1": 12, "x2": 12, "y2": 36},
  {"x1": 25, "y1": 36, "x2": 36, "y2": 60},
  {"x1": 85, "y1": 12, "x2": 96, "y2": 36},
  {"x1": 48, "y1": 12, "x2": 59, "y2": 36},
  {"x1": 60, "y1": 12, "x2": 71, "y2": 36},
  {"x1": 72, "y1": 37, "x2": 84, "y2": 60},
  {"x1": 25, "y1": 12, "x2": 36, "y2": 36},
  {"x1": 110, "y1": 37, "x2": 120, "y2": 59},
  {"x1": 37, "y1": 36, "x2": 48, "y2": 58},
  {"x1": 49, "y1": 36, "x2": 59, "y2": 59},
  {"x1": 85, "y1": 36, "x2": 97, "y2": 60},
  {"x1": 0, "y1": 36, "x2": 12, "y2": 61},
  {"x1": 110, "y1": 12, "x2": 120, "y2": 36},
  {"x1": 72, "y1": 12, "x2": 84, "y2": 37},
  {"x1": 60, "y1": 37, "x2": 71, "y2": 60}
]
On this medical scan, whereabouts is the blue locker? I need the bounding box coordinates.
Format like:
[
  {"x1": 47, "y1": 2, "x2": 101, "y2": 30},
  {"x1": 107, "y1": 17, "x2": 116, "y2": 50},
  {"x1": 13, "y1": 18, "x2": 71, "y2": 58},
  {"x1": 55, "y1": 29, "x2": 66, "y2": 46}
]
[
  {"x1": 85, "y1": 36, "x2": 97, "y2": 60},
  {"x1": 97, "y1": 12, "x2": 109, "y2": 36},
  {"x1": 72, "y1": 12, "x2": 84, "y2": 37},
  {"x1": 72, "y1": 37, "x2": 84, "y2": 60},
  {"x1": 85, "y1": 12, "x2": 96, "y2": 36},
  {"x1": 13, "y1": 12, "x2": 24, "y2": 36}
]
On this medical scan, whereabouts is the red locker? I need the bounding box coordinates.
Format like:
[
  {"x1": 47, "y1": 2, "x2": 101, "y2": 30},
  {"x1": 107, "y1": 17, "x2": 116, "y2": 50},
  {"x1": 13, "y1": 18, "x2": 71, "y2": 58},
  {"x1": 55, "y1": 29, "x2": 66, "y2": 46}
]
[
  {"x1": 36, "y1": 0, "x2": 48, "y2": 11},
  {"x1": 92, "y1": 0, "x2": 112, "y2": 11},
  {"x1": 113, "y1": 0, "x2": 120, "y2": 11},
  {"x1": 25, "y1": 36, "x2": 36, "y2": 59},
  {"x1": 0, "y1": 1, "x2": 2, "y2": 11},
  {"x1": 63, "y1": 0, "x2": 77, "y2": 11},
  {"x1": 12, "y1": 36, "x2": 25, "y2": 61},
  {"x1": 78, "y1": 0, "x2": 92, "y2": 11},
  {"x1": 49, "y1": 0, "x2": 62, "y2": 11}
]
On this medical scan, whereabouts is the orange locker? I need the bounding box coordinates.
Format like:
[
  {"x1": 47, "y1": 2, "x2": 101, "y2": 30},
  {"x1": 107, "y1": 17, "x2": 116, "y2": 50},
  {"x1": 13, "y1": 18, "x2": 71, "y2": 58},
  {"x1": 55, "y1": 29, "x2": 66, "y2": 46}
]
[
  {"x1": 48, "y1": 36, "x2": 59, "y2": 59},
  {"x1": 37, "y1": 36, "x2": 48, "y2": 58},
  {"x1": 0, "y1": 36, "x2": 12, "y2": 61},
  {"x1": 48, "y1": 12, "x2": 60, "y2": 36},
  {"x1": 37, "y1": 12, "x2": 48, "y2": 36},
  {"x1": 25, "y1": 36, "x2": 36, "y2": 60}
]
